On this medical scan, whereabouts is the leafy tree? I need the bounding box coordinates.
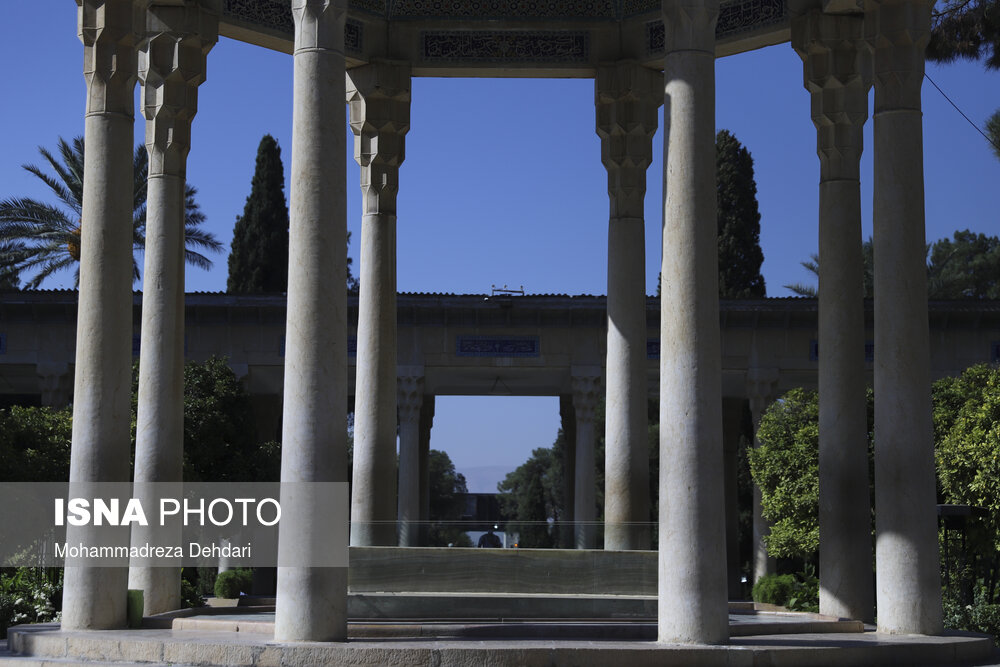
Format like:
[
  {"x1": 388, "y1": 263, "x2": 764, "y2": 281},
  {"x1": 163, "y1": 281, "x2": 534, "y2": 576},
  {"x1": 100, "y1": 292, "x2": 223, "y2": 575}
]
[
  {"x1": 227, "y1": 135, "x2": 290, "y2": 294},
  {"x1": 498, "y1": 446, "x2": 562, "y2": 548},
  {"x1": 426, "y1": 449, "x2": 471, "y2": 547},
  {"x1": 0, "y1": 136, "x2": 222, "y2": 288},
  {"x1": 987, "y1": 109, "x2": 1000, "y2": 161},
  {"x1": 130, "y1": 357, "x2": 280, "y2": 483},
  {"x1": 928, "y1": 0, "x2": 1000, "y2": 70},
  {"x1": 0, "y1": 406, "x2": 73, "y2": 482},
  {"x1": 784, "y1": 239, "x2": 875, "y2": 298},
  {"x1": 748, "y1": 388, "x2": 875, "y2": 562},
  {"x1": 927, "y1": 230, "x2": 1000, "y2": 298},
  {"x1": 716, "y1": 129, "x2": 766, "y2": 298}
]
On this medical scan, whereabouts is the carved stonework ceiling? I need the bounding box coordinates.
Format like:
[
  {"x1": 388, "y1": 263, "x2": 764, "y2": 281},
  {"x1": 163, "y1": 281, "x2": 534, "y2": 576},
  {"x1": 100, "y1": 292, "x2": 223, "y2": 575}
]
[
  {"x1": 223, "y1": 0, "x2": 364, "y2": 52},
  {"x1": 423, "y1": 31, "x2": 589, "y2": 62},
  {"x1": 646, "y1": 0, "x2": 786, "y2": 53},
  {"x1": 391, "y1": 0, "x2": 615, "y2": 20}
]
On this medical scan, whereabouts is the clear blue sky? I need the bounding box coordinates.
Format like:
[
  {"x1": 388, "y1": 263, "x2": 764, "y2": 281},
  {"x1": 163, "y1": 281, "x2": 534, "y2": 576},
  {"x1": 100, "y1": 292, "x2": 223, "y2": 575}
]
[{"x1": 3, "y1": 1, "x2": 999, "y2": 490}]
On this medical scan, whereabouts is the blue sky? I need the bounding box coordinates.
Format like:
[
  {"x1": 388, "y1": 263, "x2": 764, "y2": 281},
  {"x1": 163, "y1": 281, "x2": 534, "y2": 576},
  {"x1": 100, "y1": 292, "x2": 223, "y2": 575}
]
[{"x1": 3, "y1": 1, "x2": 999, "y2": 490}]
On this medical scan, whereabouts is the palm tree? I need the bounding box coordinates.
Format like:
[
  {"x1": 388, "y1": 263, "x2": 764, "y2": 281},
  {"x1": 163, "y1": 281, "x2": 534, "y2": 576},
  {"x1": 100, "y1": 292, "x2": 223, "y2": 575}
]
[
  {"x1": 0, "y1": 136, "x2": 222, "y2": 289},
  {"x1": 783, "y1": 239, "x2": 875, "y2": 298}
]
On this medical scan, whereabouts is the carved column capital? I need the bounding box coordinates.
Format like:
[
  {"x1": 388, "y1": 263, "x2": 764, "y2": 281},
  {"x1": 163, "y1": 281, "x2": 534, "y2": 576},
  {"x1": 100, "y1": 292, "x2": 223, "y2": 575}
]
[
  {"x1": 397, "y1": 373, "x2": 424, "y2": 424},
  {"x1": 793, "y1": 10, "x2": 871, "y2": 182},
  {"x1": 571, "y1": 373, "x2": 602, "y2": 426},
  {"x1": 865, "y1": 0, "x2": 932, "y2": 113},
  {"x1": 77, "y1": 0, "x2": 142, "y2": 117},
  {"x1": 596, "y1": 62, "x2": 660, "y2": 221},
  {"x1": 139, "y1": 1, "x2": 219, "y2": 176},
  {"x1": 347, "y1": 61, "x2": 411, "y2": 217},
  {"x1": 662, "y1": 0, "x2": 720, "y2": 54},
  {"x1": 292, "y1": 0, "x2": 347, "y2": 54}
]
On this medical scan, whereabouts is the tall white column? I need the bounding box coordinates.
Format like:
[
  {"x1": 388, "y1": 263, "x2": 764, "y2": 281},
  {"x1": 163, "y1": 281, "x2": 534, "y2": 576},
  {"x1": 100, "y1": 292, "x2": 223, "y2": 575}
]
[
  {"x1": 61, "y1": 0, "x2": 139, "y2": 631},
  {"x1": 348, "y1": 61, "x2": 411, "y2": 547},
  {"x1": 658, "y1": 0, "x2": 727, "y2": 643},
  {"x1": 793, "y1": 8, "x2": 874, "y2": 623},
  {"x1": 397, "y1": 373, "x2": 423, "y2": 547},
  {"x1": 597, "y1": 62, "x2": 659, "y2": 552},
  {"x1": 130, "y1": 0, "x2": 218, "y2": 617},
  {"x1": 867, "y1": 0, "x2": 943, "y2": 635},
  {"x1": 572, "y1": 374, "x2": 601, "y2": 549},
  {"x1": 747, "y1": 367, "x2": 778, "y2": 583},
  {"x1": 274, "y1": 0, "x2": 349, "y2": 642}
]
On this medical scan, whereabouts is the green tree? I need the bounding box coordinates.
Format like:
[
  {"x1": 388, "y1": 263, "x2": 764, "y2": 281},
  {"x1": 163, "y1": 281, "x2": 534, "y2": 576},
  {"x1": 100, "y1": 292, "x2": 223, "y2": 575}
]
[
  {"x1": 0, "y1": 406, "x2": 73, "y2": 482},
  {"x1": 928, "y1": 0, "x2": 1000, "y2": 70},
  {"x1": 227, "y1": 135, "x2": 290, "y2": 294},
  {"x1": 0, "y1": 136, "x2": 222, "y2": 288},
  {"x1": 716, "y1": 129, "x2": 766, "y2": 298},
  {"x1": 498, "y1": 446, "x2": 561, "y2": 548},
  {"x1": 935, "y1": 364, "x2": 1000, "y2": 554},
  {"x1": 130, "y1": 357, "x2": 281, "y2": 483},
  {"x1": 0, "y1": 241, "x2": 21, "y2": 289},
  {"x1": 927, "y1": 230, "x2": 1000, "y2": 298},
  {"x1": 987, "y1": 109, "x2": 1000, "y2": 161},
  {"x1": 747, "y1": 387, "x2": 875, "y2": 563},
  {"x1": 426, "y1": 449, "x2": 472, "y2": 547}
]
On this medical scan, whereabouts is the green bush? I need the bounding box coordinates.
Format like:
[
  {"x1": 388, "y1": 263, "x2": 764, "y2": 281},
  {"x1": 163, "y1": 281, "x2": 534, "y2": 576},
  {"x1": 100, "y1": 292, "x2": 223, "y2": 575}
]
[
  {"x1": 214, "y1": 569, "x2": 253, "y2": 598},
  {"x1": 751, "y1": 570, "x2": 819, "y2": 613},
  {"x1": 0, "y1": 568, "x2": 62, "y2": 638},
  {"x1": 944, "y1": 588, "x2": 1000, "y2": 646}
]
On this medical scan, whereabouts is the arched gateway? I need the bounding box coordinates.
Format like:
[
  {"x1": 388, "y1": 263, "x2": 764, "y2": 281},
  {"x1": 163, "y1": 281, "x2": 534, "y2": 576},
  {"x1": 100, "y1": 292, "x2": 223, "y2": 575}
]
[{"x1": 63, "y1": 0, "x2": 940, "y2": 648}]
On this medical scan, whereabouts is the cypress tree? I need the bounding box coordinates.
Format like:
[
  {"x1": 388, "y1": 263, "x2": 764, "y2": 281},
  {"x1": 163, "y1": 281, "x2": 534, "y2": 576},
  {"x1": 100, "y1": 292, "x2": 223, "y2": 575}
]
[
  {"x1": 716, "y1": 129, "x2": 766, "y2": 298},
  {"x1": 227, "y1": 135, "x2": 289, "y2": 293}
]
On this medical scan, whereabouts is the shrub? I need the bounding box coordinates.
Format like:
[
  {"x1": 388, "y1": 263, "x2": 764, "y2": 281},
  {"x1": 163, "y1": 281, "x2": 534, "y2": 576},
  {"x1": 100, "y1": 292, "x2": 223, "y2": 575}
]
[
  {"x1": 944, "y1": 588, "x2": 1000, "y2": 646},
  {"x1": 752, "y1": 570, "x2": 819, "y2": 613},
  {"x1": 0, "y1": 568, "x2": 62, "y2": 638},
  {"x1": 214, "y1": 569, "x2": 253, "y2": 598}
]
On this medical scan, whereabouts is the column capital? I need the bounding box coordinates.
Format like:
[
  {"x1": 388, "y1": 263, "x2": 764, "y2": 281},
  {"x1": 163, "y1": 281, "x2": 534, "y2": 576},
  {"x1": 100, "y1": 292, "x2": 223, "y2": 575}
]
[
  {"x1": 661, "y1": 0, "x2": 720, "y2": 54},
  {"x1": 793, "y1": 10, "x2": 871, "y2": 182},
  {"x1": 347, "y1": 60, "x2": 411, "y2": 218},
  {"x1": 139, "y1": 0, "x2": 219, "y2": 176},
  {"x1": 292, "y1": 0, "x2": 347, "y2": 54},
  {"x1": 571, "y1": 373, "x2": 602, "y2": 425},
  {"x1": 397, "y1": 373, "x2": 424, "y2": 424},
  {"x1": 77, "y1": 0, "x2": 142, "y2": 117},
  {"x1": 596, "y1": 61, "x2": 660, "y2": 221},
  {"x1": 865, "y1": 0, "x2": 932, "y2": 112}
]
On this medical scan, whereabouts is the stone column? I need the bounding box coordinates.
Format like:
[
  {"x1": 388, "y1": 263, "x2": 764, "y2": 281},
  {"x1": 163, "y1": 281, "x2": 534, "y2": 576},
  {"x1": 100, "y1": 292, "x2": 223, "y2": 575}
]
[
  {"x1": 61, "y1": 0, "x2": 140, "y2": 632},
  {"x1": 572, "y1": 374, "x2": 601, "y2": 549},
  {"x1": 348, "y1": 61, "x2": 411, "y2": 547},
  {"x1": 130, "y1": 0, "x2": 218, "y2": 617},
  {"x1": 866, "y1": 0, "x2": 943, "y2": 635},
  {"x1": 793, "y1": 8, "x2": 875, "y2": 623},
  {"x1": 418, "y1": 395, "x2": 435, "y2": 545},
  {"x1": 658, "y1": 0, "x2": 727, "y2": 644},
  {"x1": 747, "y1": 366, "x2": 778, "y2": 583},
  {"x1": 559, "y1": 394, "x2": 576, "y2": 548},
  {"x1": 274, "y1": 0, "x2": 349, "y2": 643},
  {"x1": 597, "y1": 61, "x2": 659, "y2": 552},
  {"x1": 397, "y1": 373, "x2": 423, "y2": 547}
]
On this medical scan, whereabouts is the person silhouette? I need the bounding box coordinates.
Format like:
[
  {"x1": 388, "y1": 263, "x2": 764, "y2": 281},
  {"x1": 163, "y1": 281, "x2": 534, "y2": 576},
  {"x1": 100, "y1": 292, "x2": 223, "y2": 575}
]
[{"x1": 477, "y1": 526, "x2": 502, "y2": 548}]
